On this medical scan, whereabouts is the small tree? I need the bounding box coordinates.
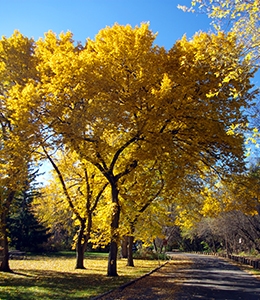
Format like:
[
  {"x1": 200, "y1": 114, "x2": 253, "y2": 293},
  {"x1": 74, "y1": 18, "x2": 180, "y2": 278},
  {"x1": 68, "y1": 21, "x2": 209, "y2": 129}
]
[{"x1": 41, "y1": 148, "x2": 108, "y2": 269}]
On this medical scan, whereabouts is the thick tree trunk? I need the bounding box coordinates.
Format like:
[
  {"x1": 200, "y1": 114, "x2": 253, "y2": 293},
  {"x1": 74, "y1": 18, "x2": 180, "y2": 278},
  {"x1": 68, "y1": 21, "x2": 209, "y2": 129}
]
[
  {"x1": 107, "y1": 183, "x2": 120, "y2": 276},
  {"x1": 76, "y1": 243, "x2": 86, "y2": 269},
  {"x1": 0, "y1": 191, "x2": 15, "y2": 273},
  {"x1": 75, "y1": 220, "x2": 86, "y2": 269},
  {"x1": 127, "y1": 235, "x2": 134, "y2": 267},
  {"x1": 108, "y1": 241, "x2": 118, "y2": 276},
  {"x1": 0, "y1": 223, "x2": 11, "y2": 272}
]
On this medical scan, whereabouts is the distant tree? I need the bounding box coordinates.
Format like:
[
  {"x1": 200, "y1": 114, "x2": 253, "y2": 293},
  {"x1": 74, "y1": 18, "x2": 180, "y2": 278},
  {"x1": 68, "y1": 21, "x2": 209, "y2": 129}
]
[
  {"x1": 193, "y1": 211, "x2": 260, "y2": 254},
  {"x1": 182, "y1": 161, "x2": 260, "y2": 255},
  {"x1": 34, "y1": 183, "x2": 74, "y2": 251}
]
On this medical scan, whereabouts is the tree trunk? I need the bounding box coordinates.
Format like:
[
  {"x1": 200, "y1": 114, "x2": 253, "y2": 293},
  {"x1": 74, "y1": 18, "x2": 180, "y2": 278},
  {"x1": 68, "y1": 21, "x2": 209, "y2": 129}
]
[
  {"x1": 0, "y1": 191, "x2": 15, "y2": 272},
  {"x1": 76, "y1": 242, "x2": 86, "y2": 269},
  {"x1": 75, "y1": 220, "x2": 86, "y2": 269},
  {"x1": 107, "y1": 183, "x2": 120, "y2": 276},
  {"x1": 108, "y1": 241, "x2": 118, "y2": 276},
  {"x1": 127, "y1": 235, "x2": 134, "y2": 267},
  {"x1": 212, "y1": 237, "x2": 216, "y2": 254},
  {"x1": 0, "y1": 222, "x2": 11, "y2": 272},
  {"x1": 153, "y1": 239, "x2": 158, "y2": 252},
  {"x1": 121, "y1": 236, "x2": 128, "y2": 258}
]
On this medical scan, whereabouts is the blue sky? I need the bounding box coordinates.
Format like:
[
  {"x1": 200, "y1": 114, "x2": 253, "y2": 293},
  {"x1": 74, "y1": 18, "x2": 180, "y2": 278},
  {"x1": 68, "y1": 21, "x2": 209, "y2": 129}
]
[{"x1": 1, "y1": 0, "x2": 211, "y2": 49}]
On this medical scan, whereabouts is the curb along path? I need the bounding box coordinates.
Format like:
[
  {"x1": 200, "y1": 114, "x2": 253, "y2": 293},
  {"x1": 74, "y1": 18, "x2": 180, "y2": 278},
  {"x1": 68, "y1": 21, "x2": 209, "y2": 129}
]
[
  {"x1": 93, "y1": 254, "x2": 193, "y2": 300},
  {"x1": 93, "y1": 253, "x2": 260, "y2": 300}
]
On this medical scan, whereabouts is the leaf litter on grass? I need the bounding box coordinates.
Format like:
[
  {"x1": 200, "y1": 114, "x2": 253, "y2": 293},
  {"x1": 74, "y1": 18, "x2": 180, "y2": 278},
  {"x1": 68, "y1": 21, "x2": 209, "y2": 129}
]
[{"x1": 0, "y1": 254, "x2": 160, "y2": 300}]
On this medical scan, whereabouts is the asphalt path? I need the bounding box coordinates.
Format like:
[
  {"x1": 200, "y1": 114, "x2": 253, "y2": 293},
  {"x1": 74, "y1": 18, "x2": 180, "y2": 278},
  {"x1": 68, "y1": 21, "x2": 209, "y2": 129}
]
[
  {"x1": 173, "y1": 253, "x2": 260, "y2": 300},
  {"x1": 95, "y1": 252, "x2": 260, "y2": 300}
]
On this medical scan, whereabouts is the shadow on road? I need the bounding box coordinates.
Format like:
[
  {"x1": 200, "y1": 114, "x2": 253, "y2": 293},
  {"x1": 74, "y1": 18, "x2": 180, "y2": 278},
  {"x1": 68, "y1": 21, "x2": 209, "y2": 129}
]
[{"x1": 173, "y1": 253, "x2": 260, "y2": 300}]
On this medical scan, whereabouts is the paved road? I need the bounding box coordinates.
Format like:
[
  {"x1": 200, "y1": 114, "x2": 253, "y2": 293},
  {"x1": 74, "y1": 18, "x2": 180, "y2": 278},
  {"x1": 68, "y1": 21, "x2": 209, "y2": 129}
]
[
  {"x1": 173, "y1": 253, "x2": 260, "y2": 300},
  {"x1": 95, "y1": 253, "x2": 260, "y2": 300}
]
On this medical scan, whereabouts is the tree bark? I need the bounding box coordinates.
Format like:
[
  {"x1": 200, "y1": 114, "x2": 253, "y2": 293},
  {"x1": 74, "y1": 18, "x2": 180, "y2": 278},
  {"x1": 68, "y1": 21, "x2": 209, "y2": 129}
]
[
  {"x1": 0, "y1": 217, "x2": 11, "y2": 272},
  {"x1": 75, "y1": 220, "x2": 86, "y2": 269},
  {"x1": 121, "y1": 236, "x2": 128, "y2": 258},
  {"x1": 127, "y1": 235, "x2": 134, "y2": 267},
  {"x1": 108, "y1": 241, "x2": 118, "y2": 276},
  {"x1": 107, "y1": 183, "x2": 120, "y2": 276},
  {"x1": 0, "y1": 190, "x2": 15, "y2": 272},
  {"x1": 76, "y1": 243, "x2": 86, "y2": 269},
  {"x1": 153, "y1": 239, "x2": 158, "y2": 252}
]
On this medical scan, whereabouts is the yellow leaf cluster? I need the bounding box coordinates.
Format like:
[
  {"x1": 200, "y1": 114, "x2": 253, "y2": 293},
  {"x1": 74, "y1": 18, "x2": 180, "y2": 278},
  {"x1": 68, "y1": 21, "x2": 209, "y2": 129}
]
[{"x1": 180, "y1": 1, "x2": 260, "y2": 66}]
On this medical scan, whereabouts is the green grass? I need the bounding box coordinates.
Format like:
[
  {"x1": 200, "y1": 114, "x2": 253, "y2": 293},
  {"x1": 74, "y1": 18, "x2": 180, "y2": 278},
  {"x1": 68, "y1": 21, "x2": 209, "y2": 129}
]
[{"x1": 0, "y1": 252, "x2": 159, "y2": 300}]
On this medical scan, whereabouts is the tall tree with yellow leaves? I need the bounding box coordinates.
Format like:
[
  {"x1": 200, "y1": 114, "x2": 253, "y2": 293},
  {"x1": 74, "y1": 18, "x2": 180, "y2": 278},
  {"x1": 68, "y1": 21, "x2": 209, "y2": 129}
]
[
  {"x1": 0, "y1": 32, "x2": 37, "y2": 271},
  {"x1": 22, "y1": 24, "x2": 256, "y2": 276}
]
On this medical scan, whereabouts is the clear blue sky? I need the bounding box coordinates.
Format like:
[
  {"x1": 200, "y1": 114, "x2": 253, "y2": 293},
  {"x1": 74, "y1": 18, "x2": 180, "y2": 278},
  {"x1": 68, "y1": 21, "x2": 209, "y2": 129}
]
[{"x1": 0, "y1": 0, "x2": 211, "y2": 49}]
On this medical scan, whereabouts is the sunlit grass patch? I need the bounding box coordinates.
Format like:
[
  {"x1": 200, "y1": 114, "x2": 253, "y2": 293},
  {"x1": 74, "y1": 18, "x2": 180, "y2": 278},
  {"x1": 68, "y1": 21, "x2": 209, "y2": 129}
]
[{"x1": 0, "y1": 253, "x2": 159, "y2": 300}]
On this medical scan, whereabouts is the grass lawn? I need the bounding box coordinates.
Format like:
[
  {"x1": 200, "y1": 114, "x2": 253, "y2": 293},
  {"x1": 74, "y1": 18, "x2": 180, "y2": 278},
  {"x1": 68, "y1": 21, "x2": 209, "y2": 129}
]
[{"x1": 0, "y1": 252, "x2": 160, "y2": 300}]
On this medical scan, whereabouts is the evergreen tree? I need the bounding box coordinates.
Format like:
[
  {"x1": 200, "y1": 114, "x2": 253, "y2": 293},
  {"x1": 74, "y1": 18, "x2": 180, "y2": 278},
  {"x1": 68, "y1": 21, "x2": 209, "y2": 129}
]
[{"x1": 8, "y1": 168, "x2": 50, "y2": 252}]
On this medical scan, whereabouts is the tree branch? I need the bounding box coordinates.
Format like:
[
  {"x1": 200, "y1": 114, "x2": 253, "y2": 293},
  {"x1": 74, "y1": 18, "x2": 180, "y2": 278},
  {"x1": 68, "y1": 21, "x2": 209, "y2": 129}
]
[
  {"x1": 42, "y1": 146, "x2": 82, "y2": 221},
  {"x1": 109, "y1": 134, "x2": 141, "y2": 173}
]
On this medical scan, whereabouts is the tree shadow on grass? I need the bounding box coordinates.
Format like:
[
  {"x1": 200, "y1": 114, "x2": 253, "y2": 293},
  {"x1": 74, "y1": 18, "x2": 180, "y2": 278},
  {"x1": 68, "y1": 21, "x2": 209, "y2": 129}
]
[{"x1": 0, "y1": 269, "x2": 134, "y2": 300}]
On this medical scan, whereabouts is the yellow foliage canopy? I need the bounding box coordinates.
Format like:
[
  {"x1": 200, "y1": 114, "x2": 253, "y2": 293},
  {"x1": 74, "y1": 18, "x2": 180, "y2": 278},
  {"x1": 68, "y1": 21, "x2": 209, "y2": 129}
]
[{"x1": 1, "y1": 24, "x2": 258, "y2": 274}]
